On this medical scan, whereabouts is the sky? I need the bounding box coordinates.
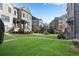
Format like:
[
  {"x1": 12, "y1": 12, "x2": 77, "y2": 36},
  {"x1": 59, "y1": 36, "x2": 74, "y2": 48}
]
[{"x1": 14, "y1": 3, "x2": 67, "y2": 24}]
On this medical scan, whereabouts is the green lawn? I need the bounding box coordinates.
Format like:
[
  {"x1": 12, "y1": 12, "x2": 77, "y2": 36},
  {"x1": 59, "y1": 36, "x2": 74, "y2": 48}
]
[
  {"x1": 4, "y1": 35, "x2": 12, "y2": 40},
  {"x1": 0, "y1": 34, "x2": 79, "y2": 56},
  {"x1": 12, "y1": 33, "x2": 58, "y2": 39}
]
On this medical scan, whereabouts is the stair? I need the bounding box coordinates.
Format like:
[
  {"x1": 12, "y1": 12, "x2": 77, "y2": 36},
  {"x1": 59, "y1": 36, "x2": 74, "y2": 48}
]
[{"x1": 14, "y1": 27, "x2": 20, "y2": 32}]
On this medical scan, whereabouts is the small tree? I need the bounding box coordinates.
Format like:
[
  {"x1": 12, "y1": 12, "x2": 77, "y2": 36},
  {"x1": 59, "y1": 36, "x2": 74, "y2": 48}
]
[{"x1": 43, "y1": 30, "x2": 49, "y2": 35}]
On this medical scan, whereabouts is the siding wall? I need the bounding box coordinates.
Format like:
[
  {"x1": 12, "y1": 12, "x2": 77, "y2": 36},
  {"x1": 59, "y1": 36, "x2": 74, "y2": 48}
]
[{"x1": 0, "y1": 3, "x2": 14, "y2": 32}]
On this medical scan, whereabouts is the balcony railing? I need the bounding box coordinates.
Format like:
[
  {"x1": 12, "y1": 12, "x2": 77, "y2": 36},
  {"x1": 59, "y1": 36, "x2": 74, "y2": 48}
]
[{"x1": 67, "y1": 17, "x2": 74, "y2": 23}]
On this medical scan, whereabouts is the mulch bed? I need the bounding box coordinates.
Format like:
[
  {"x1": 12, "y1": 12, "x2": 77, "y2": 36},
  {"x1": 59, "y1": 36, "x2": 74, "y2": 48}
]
[{"x1": 71, "y1": 45, "x2": 79, "y2": 52}]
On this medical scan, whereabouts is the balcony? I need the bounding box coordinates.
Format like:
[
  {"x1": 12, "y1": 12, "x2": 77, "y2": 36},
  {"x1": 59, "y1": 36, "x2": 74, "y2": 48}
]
[{"x1": 67, "y1": 17, "x2": 74, "y2": 23}]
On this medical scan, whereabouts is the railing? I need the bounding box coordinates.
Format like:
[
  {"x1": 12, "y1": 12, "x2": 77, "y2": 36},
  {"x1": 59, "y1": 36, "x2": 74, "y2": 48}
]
[{"x1": 66, "y1": 32, "x2": 74, "y2": 39}]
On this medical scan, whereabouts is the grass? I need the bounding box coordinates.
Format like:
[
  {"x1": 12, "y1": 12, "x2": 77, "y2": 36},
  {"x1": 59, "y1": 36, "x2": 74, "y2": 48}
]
[
  {"x1": 4, "y1": 35, "x2": 12, "y2": 40},
  {"x1": 12, "y1": 33, "x2": 58, "y2": 39},
  {"x1": 0, "y1": 33, "x2": 79, "y2": 56}
]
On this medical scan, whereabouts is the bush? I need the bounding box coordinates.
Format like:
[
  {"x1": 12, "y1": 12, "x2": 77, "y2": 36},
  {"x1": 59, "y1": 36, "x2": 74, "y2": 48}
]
[
  {"x1": 0, "y1": 34, "x2": 4, "y2": 44},
  {"x1": 57, "y1": 33, "x2": 65, "y2": 39},
  {"x1": 48, "y1": 28, "x2": 54, "y2": 34},
  {"x1": 18, "y1": 29, "x2": 24, "y2": 33},
  {"x1": 72, "y1": 41, "x2": 79, "y2": 48},
  {"x1": 43, "y1": 30, "x2": 49, "y2": 35}
]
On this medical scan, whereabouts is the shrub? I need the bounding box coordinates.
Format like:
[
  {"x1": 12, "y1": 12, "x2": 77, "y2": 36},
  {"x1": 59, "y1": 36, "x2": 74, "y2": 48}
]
[
  {"x1": 43, "y1": 30, "x2": 49, "y2": 35},
  {"x1": 18, "y1": 29, "x2": 24, "y2": 33},
  {"x1": 72, "y1": 41, "x2": 79, "y2": 48},
  {"x1": 48, "y1": 28, "x2": 54, "y2": 34},
  {"x1": 57, "y1": 33, "x2": 65, "y2": 39}
]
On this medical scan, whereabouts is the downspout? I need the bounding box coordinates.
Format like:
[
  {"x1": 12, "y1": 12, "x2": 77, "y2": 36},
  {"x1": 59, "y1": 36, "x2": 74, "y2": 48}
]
[{"x1": 74, "y1": 3, "x2": 76, "y2": 38}]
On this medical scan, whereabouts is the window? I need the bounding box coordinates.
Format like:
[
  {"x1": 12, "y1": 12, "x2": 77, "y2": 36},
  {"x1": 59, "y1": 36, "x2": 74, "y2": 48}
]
[
  {"x1": 1, "y1": 15, "x2": 10, "y2": 22},
  {"x1": 23, "y1": 13, "x2": 25, "y2": 18},
  {"x1": 59, "y1": 20, "x2": 62, "y2": 24},
  {"x1": 28, "y1": 22, "x2": 30, "y2": 26},
  {"x1": 27, "y1": 22, "x2": 30, "y2": 29},
  {"x1": 0, "y1": 3, "x2": 3, "y2": 10},
  {"x1": 14, "y1": 11, "x2": 16, "y2": 15},
  {"x1": 26, "y1": 23, "x2": 28, "y2": 29},
  {"x1": 8, "y1": 7, "x2": 11, "y2": 13},
  {"x1": 71, "y1": 3, "x2": 73, "y2": 10},
  {"x1": 27, "y1": 15, "x2": 28, "y2": 19},
  {"x1": 71, "y1": 22, "x2": 73, "y2": 32}
]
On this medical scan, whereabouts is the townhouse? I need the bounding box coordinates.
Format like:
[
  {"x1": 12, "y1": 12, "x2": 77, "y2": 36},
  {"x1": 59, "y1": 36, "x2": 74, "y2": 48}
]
[
  {"x1": 66, "y1": 3, "x2": 79, "y2": 39},
  {"x1": 32, "y1": 16, "x2": 43, "y2": 33},
  {"x1": 50, "y1": 17, "x2": 59, "y2": 33},
  {"x1": 13, "y1": 7, "x2": 32, "y2": 33},
  {"x1": 13, "y1": 7, "x2": 20, "y2": 32},
  {"x1": 50, "y1": 14, "x2": 67, "y2": 33},
  {"x1": 58, "y1": 14, "x2": 67, "y2": 33},
  {"x1": 0, "y1": 3, "x2": 32, "y2": 33},
  {"x1": 19, "y1": 7, "x2": 32, "y2": 33},
  {"x1": 0, "y1": 3, "x2": 14, "y2": 32}
]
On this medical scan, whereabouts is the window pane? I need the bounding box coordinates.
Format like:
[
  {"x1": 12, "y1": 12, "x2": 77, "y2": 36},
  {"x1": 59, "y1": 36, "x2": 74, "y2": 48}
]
[
  {"x1": 23, "y1": 13, "x2": 25, "y2": 17},
  {"x1": 14, "y1": 11, "x2": 16, "y2": 15},
  {"x1": 8, "y1": 7, "x2": 11, "y2": 13},
  {"x1": 0, "y1": 3, "x2": 3, "y2": 10},
  {"x1": 1, "y1": 15, "x2": 10, "y2": 22},
  {"x1": 27, "y1": 15, "x2": 28, "y2": 19}
]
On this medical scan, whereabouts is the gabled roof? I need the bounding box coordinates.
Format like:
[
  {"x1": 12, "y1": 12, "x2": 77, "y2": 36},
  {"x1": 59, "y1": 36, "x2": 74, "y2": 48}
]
[
  {"x1": 32, "y1": 16, "x2": 42, "y2": 21},
  {"x1": 20, "y1": 7, "x2": 31, "y2": 14}
]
